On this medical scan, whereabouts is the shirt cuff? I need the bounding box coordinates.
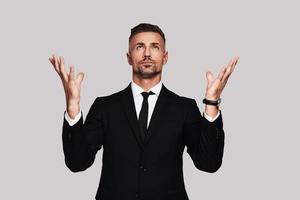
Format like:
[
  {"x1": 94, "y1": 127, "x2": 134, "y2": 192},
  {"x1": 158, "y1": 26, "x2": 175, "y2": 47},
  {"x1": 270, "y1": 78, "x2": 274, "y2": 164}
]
[
  {"x1": 64, "y1": 110, "x2": 82, "y2": 126},
  {"x1": 203, "y1": 110, "x2": 220, "y2": 122}
]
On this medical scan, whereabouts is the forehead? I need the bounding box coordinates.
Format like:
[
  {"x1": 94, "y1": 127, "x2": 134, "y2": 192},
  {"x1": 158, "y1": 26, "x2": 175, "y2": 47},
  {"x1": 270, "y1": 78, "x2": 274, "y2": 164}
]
[{"x1": 130, "y1": 32, "x2": 165, "y2": 46}]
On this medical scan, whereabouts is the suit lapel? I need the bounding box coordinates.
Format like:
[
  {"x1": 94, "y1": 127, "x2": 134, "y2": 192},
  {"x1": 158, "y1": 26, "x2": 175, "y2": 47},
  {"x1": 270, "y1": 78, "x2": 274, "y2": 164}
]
[
  {"x1": 120, "y1": 83, "x2": 144, "y2": 149},
  {"x1": 144, "y1": 83, "x2": 170, "y2": 145},
  {"x1": 120, "y1": 82, "x2": 171, "y2": 149}
]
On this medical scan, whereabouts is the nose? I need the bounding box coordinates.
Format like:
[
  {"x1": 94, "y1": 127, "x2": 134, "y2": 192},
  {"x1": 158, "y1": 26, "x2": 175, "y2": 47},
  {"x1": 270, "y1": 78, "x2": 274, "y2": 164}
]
[{"x1": 143, "y1": 46, "x2": 151, "y2": 58}]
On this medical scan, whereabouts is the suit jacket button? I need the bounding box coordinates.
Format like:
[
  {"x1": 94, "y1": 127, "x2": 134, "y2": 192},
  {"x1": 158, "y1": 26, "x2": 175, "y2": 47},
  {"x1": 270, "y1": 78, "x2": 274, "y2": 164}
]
[{"x1": 139, "y1": 165, "x2": 147, "y2": 171}]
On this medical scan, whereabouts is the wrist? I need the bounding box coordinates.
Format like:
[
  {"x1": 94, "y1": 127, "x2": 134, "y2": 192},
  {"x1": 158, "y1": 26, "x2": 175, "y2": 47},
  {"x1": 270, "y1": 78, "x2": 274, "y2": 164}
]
[
  {"x1": 205, "y1": 105, "x2": 219, "y2": 118},
  {"x1": 205, "y1": 97, "x2": 218, "y2": 101},
  {"x1": 67, "y1": 98, "x2": 80, "y2": 106},
  {"x1": 204, "y1": 93, "x2": 219, "y2": 101},
  {"x1": 67, "y1": 109, "x2": 80, "y2": 120},
  {"x1": 67, "y1": 101, "x2": 80, "y2": 119}
]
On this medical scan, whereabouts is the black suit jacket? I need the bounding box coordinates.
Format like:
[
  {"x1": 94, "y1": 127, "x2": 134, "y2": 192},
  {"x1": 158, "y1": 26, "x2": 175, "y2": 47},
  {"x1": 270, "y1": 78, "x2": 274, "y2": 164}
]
[{"x1": 62, "y1": 82, "x2": 225, "y2": 200}]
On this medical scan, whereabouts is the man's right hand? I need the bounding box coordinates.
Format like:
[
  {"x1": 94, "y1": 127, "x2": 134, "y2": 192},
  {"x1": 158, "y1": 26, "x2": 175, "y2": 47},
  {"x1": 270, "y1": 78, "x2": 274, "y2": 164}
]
[{"x1": 49, "y1": 54, "x2": 85, "y2": 119}]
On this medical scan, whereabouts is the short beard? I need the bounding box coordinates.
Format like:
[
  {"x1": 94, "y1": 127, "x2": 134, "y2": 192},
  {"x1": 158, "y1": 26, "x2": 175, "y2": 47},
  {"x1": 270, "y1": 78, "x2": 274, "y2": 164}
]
[{"x1": 133, "y1": 66, "x2": 162, "y2": 79}]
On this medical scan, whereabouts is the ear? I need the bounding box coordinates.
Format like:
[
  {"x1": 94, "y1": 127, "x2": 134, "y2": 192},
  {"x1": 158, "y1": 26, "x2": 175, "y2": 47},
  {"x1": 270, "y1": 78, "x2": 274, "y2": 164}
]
[
  {"x1": 163, "y1": 51, "x2": 168, "y2": 65},
  {"x1": 126, "y1": 52, "x2": 132, "y2": 65}
]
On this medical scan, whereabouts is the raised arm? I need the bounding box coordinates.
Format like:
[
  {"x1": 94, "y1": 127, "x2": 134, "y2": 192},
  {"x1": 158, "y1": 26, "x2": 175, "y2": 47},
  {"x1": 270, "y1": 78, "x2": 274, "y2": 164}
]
[
  {"x1": 49, "y1": 54, "x2": 84, "y2": 119},
  {"x1": 49, "y1": 54, "x2": 103, "y2": 172}
]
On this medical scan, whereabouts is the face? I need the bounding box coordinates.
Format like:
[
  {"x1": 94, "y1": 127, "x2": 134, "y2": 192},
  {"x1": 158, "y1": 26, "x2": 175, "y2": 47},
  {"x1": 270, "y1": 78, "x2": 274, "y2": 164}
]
[{"x1": 127, "y1": 32, "x2": 168, "y2": 79}]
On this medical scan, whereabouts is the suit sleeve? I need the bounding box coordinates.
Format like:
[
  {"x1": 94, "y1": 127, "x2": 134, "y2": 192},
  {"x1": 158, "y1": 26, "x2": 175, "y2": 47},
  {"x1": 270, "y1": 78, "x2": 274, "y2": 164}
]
[
  {"x1": 62, "y1": 97, "x2": 105, "y2": 172},
  {"x1": 183, "y1": 99, "x2": 225, "y2": 173}
]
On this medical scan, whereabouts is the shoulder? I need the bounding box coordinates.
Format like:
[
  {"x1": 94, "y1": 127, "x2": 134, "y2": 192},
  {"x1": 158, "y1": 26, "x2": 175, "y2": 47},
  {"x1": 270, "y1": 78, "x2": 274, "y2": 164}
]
[
  {"x1": 165, "y1": 87, "x2": 196, "y2": 104},
  {"x1": 164, "y1": 87, "x2": 198, "y2": 112},
  {"x1": 93, "y1": 88, "x2": 125, "y2": 106}
]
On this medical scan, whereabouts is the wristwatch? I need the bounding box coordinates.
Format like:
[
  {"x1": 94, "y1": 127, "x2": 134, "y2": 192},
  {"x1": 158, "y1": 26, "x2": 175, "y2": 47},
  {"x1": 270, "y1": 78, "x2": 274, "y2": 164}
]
[{"x1": 202, "y1": 98, "x2": 221, "y2": 107}]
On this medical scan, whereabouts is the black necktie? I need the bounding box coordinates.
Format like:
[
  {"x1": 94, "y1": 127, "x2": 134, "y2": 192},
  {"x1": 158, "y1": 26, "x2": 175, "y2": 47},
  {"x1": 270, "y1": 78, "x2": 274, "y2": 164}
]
[{"x1": 139, "y1": 91, "x2": 154, "y2": 141}]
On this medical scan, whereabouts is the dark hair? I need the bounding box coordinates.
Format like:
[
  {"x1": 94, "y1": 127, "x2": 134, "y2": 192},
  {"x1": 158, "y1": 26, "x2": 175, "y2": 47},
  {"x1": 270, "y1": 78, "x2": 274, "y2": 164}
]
[{"x1": 129, "y1": 23, "x2": 166, "y2": 44}]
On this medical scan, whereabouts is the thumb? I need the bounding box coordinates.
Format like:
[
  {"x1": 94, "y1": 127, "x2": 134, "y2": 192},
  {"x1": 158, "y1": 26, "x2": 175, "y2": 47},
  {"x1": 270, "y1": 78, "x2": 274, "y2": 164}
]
[
  {"x1": 206, "y1": 71, "x2": 214, "y2": 84},
  {"x1": 76, "y1": 72, "x2": 85, "y2": 84}
]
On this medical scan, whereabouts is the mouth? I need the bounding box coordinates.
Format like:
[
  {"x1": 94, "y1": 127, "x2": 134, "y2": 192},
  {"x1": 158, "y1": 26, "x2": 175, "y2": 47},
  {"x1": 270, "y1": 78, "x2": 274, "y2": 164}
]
[
  {"x1": 140, "y1": 61, "x2": 153, "y2": 64},
  {"x1": 140, "y1": 62, "x2": 154, "y2": 67},
  {"x1": 141, "y1": 62, "x2": 153, "y2": 66}
]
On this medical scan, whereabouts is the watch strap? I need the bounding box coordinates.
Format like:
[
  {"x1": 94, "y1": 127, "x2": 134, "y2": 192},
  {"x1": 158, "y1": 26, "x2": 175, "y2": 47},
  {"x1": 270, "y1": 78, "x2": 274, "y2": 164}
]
[{"x1": 202, "y1": 98, "x2": 221, "y2": 106}]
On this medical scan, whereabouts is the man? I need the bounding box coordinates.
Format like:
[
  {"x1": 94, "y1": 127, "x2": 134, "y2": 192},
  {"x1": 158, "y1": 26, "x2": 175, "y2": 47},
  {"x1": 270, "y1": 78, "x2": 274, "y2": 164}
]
[{"x1": 49, "y1": 23, "x2": 238, "y2": 200}]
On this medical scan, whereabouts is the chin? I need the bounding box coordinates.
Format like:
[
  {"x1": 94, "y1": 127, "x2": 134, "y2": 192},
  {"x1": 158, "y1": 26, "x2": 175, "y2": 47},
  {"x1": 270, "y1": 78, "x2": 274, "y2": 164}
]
[{"x1": 141, "y1": 71, "x2": 162, "y2": 79}]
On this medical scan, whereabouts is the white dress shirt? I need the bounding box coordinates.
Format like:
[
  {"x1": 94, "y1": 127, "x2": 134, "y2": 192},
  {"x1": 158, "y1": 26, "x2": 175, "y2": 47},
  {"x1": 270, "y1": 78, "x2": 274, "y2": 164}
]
[
  {"x1": 131, "y1": 80, "x2": 161, "y2": 128},
  {"x1": 65, "y1": 81, "x2": 220, "y2": 126}
]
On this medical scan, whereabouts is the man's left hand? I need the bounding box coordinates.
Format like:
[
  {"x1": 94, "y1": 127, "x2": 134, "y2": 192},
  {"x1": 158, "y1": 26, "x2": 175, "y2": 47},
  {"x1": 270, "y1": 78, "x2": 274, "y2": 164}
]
[{"x1": 205, "y1": 56, "x2": 239, "y2": 100}]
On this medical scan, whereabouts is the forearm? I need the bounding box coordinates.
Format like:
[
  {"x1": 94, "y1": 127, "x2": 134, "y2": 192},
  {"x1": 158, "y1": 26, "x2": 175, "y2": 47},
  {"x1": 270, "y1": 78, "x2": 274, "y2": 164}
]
[
  {"x1": 62, "y1": 115, "x2": 92, "y2": 172},
  {"x1": 197, "y1": 115, "x2": 225, "y2": 172},
  {"x1": 185, "y1": 100, "x2": 225, "y2": 173},
  {"x1": 62, "y1": 98, "x2": 103, "y2": 172}
]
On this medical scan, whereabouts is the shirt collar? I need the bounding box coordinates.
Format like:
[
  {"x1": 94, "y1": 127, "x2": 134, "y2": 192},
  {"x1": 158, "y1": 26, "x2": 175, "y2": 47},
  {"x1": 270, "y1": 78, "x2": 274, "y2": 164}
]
[{"x1": 131, "y1": 80, "x2": 162, "y2": 98}]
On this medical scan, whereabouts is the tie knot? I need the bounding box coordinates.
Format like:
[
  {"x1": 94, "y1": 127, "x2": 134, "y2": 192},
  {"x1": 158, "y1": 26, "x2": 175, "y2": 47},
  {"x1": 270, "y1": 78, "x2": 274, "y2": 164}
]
[{"x1": 141, "y1": 91, "x2": 154, "y2": 100}]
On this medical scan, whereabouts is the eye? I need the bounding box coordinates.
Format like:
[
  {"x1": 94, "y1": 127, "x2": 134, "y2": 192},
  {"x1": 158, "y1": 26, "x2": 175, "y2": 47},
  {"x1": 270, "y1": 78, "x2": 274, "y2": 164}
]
[
  {"x1": 153, "y1": 45, "x2": 160, "y2": 50},
  {"x1": 136, "y1": 45, "x2": 143, "y2": 49}
]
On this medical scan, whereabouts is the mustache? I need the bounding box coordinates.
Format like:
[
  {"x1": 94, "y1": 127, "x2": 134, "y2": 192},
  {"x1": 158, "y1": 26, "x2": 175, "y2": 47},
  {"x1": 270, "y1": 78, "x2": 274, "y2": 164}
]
[{"x1": 139, "y1": 57, "x2": 154, "y2": 64}]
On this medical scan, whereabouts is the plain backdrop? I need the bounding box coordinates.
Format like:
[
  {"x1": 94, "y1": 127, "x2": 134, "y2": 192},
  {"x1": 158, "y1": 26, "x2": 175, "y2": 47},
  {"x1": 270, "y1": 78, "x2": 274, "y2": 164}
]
[{"x1": 0, "y1": 0, "x2": 299, "y2": 199}]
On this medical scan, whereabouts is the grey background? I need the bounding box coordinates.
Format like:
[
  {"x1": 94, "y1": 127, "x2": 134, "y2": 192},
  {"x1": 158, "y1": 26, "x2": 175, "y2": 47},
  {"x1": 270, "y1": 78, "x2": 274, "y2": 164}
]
[{"x1": 0, "y1": 0, "x2": 299, "y2": 199}]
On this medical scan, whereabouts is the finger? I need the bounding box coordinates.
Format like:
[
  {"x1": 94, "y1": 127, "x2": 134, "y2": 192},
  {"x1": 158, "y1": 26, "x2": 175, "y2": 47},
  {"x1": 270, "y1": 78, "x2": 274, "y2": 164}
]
[
  {"x1": 57, "y1": 55, "x2": 61, "y2": 66},
  {"x1": 219, "y1": 70, "x2": 231, "y2": 92},
  {"x1": 54, "y1": 54, "x2": 59, "y2": 68},
  {"x1": 49, "y1": 56, "x2": 55, "y2": 66},
  {"x1": 76, "y1": 72, "x2": 85, "y2": 84},
  {"x1": 217, "y1": 65, "x2": 227, "y2": 80},
  {"x1": 206, "y1": 71, "x2": 214, "y2": 85},
  {"x1": 50, "y1": 54, "x2": 55, "y2": 61},
  {"x1": 225, "y1": 56, "x2": 239, "y2": 80},
  {"x1": 59, "y1": 56, "x2": 69, "y2": 82},
  {"x1": 49, "y1": 54, "x2": 54, "y2": 64},
  {"x1": 221, "y1": 65, "x2": 232, "y2": 82},
  {"x1": 223, "y1": 75, "x2": 229, "y2": 87},
  {"x1": 49, "y1": 59, "x2": 59, "y2": 73},
  {"x1": 54, "y1": 55, "x2": 63, "y2": 77},
  {"x1": 49, "y1": 55, "x2": 59, "y2": 72},
  {"x1": 69, "y1": 65, "x2": 75, "y2": 80},
  {"x1": 234, "y1": 56, "x2": 239, "y2": 65},
  {"x1": 229, "y1": 62, "x2": 236, "y2": 75},
  {"x1": 220, "y1": 74, "x2": 231, "y2": 92},
  {"x1": 229, "y1": 56, "x2": 239, "y2": 74},
  {"x1": 49, "y1": 57, "x2": 54, "y2": 65},
  {"x1": 221, "y1": 57, "x2": 236, "y2": 82}
]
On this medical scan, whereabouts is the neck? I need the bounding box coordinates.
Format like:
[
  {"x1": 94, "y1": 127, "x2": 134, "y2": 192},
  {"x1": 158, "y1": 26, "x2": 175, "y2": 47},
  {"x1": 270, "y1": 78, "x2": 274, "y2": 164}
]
[{"x1": 132, "y1": 75, "x2": 161, "y2": 91}]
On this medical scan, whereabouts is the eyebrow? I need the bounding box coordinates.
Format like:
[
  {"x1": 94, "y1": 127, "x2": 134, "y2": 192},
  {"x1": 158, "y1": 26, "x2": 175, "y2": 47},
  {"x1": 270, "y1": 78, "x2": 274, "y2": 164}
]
[
  {"x1": 135, "y1": 42, "x2": 145, "y2": 46},
  {"x1": 151, "y1": 42, "x2": 160, "y2": 46},
  {"x1": 135, "y1": 42, "x2": 161, "y2": 46}
]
